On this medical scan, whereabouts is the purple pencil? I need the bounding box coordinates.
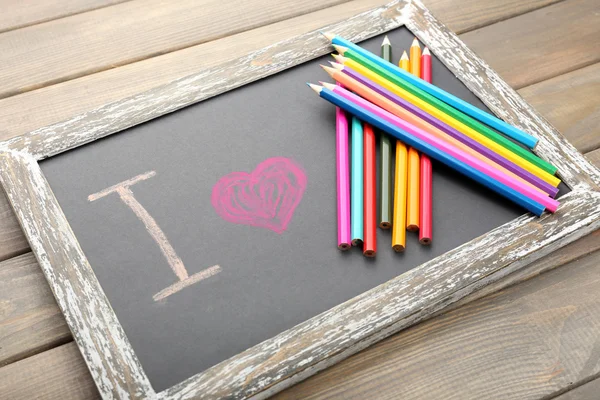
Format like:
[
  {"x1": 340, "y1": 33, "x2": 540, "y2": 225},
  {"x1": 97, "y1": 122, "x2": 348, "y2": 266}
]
[
  {"x1": 336, "y1": 101, "x2": 351, "y2": 250},
  {"x1": 333, "y1": 63, "x2": 558, "y2": 198}
]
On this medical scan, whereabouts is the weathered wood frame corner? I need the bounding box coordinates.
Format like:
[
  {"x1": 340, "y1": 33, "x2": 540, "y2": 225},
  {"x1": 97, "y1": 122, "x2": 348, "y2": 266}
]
[{"x1": 1, "y1": 0, "x2": 600, "y2": 398}]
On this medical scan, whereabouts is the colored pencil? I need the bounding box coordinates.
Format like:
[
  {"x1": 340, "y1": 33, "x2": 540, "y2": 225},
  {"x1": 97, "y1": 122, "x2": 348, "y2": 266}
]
[
  {"x1": 351, "y1": 117, "x2": 364, "y2": 246},
  {"x1": 336, "y1": 104, "x2": 351, "y2": 250},
  {"x1": 329, "y1": 62, "x2": 558, "y2": 197},
  {"x1": 332, "y1": 46, "x2": 555, "y2": 175},
  {"x1": 308, "y1": 83, "x2": 553, "y2": 216},
  {"x1": 321, "y1": 65, "x2": 548, "y2": 197},
  {"x1": 331, "y1": 54, "x2": 560, "y2": 187},
  {"x1": 392, "y1": 139, "x2": 408, "y2": 251},
  {"x1": 407, "y1": 148, "x2": 420, "y2": 231},
  {"x1": 406, "y1": 39, "x2": 421, "y2": 231},
  {"x1": 363, "y1": 123, "x2": 377, "y2": 257},
  {"x1": 332, "y1": 47, "x2": 556, "y2": 175},
  {"x1": 324, "y1": 33, "x2": 540, "y2": 150},
  {"x1": 419, "y1": 46, "x2": 433, "y2": 245},
  {"x1": 409, "y1": 38, "x2": 421, "y2": 78},
  {"x1": 379, "y1": 36, "x2": 393, "y2": 229},
  {"x1": 326, "y1": 84, "x2": 558, "y2": 212}
]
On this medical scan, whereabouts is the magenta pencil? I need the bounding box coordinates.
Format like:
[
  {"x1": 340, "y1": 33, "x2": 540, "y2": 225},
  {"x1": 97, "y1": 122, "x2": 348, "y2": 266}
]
[
  {"x1": 324, "y1": 83, "x2": 559, "y2": 213},
  {"x1": 336, "y1": 104, "x2": 351, "y2": 250}
]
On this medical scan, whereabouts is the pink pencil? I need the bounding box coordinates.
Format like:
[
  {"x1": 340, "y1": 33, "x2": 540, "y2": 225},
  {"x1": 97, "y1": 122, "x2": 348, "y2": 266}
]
[
  {"x1": 323, "y1": 83, "x2": 559, "y2": 212},
  {"x1": 336, "y1": 100, "x2": 351, "y2": 250}
]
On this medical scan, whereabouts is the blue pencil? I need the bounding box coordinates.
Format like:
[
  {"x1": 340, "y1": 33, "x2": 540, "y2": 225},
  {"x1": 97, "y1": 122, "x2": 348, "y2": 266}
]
[
  {"x1": 350, "y1": 117, "x2": 364, "y2": 246},
  {"x1": 324, "y1": 33, "x2": 538, "y2": 150},
  {"x1": 307, "y1": 83, "x2": 545, "y2": 216}
]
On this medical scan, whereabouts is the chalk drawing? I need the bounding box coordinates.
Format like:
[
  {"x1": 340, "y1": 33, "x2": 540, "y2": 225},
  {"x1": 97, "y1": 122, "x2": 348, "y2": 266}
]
[
  {"x1": 211, "y1": 157, "x2": 307, "y2": 234},
  {"x1": 88, "y1": 171, "x2": 221, "y2": 301}
]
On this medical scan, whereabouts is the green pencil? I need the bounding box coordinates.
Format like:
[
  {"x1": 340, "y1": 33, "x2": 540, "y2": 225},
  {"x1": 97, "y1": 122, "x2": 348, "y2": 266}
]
[{"x1": 379, "y1": 36, "x2": 393, "y2": 229}]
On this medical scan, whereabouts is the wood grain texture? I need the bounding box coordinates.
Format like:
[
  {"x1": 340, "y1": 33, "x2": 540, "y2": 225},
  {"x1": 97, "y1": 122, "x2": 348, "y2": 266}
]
[
  {"x1": 0, "y1": 0, "x2": 565, "y2": 142},
  {"x1": 0, "y1": 152, "x2": 154, "y2": 399},
  {"x1": 0, "y1": 0, "x2": 129, "y2": 33},
  {"x1": 586, "y1": 148, "x2": 600, "y2": 168},
  {"x1": 460, "y1": 0, "x2": 600, "y2": 89},
  {"x1": 0, "y1": 342, "x2": 100, "y2": 400},
  {"x1": 0, "y1": 253, "x2": 71, "y2": 367},
  {"x1": 0, "y1": 0, "x2": 589, "y2": 264},
  {"x1": 520, "y1": 63, "x2": 600, "y2": 154},
  {"x1": 4, "y1": 241, "x2": 600, "y2": 400},
  {"x1": 0, "y1": 187, "x2": 29, "y2": 261},
  {"x1": 0, "y1": 0, "x2": 599, "y2": 398},
  {"x1": 0, "y1": 0, "x2": 348, "y2": 99},
  {"x1": 275, "y1": 248, "x2": 600, "y2": 400}
]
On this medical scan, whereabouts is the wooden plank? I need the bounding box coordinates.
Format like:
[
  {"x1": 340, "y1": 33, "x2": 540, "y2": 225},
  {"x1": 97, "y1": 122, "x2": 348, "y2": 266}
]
[
  {"x1": 0, "y1": 0, "x2": 129, "y2": 34},
  {"x1": 0, "y1": 253, "x2": 71, "y2": 367},
  {"x1": 0, "y1": 0, "x2": 349, "y2": 99},
  {"x1": 460, "y1": 0, "x2": 600, "y2": 90},
  {"x1": 275, "y1": 247, "x2": 600, "y2": 400},
  {"x1": 554, "y1": 377, "x2": 600, "y2": 399},
  {"x1": 426, "y1": 0, "x2": 563, "y2": 32},
  {"x1": 0, "y1": 342, "x2": 100, "y2": 400},
  {"x1": 520, "y1": 63, "x2": 600, "y2": 154},
  {"x1": 0, "y1": 0, "x2": 582, "y2": 143},
  {"x1": 586, "y1": 148, "x2": 600, "y2": 167}
]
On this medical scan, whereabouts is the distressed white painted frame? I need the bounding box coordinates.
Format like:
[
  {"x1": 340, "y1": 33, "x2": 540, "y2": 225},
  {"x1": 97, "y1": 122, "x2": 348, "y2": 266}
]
[{"x1": 1, "y1": 0, "x2": 600, "y2": 399}]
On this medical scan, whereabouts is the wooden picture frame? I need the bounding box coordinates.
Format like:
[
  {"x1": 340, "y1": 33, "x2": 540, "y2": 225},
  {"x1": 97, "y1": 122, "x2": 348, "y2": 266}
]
[{"x1": 1, "y1": 0, "x2": 599, "y2": 398}]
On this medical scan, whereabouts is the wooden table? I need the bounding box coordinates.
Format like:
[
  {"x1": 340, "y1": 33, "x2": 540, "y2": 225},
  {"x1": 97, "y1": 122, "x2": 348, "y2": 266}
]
[{"x1": 0, "y1": 0, "x2": 599, "y2": 398}]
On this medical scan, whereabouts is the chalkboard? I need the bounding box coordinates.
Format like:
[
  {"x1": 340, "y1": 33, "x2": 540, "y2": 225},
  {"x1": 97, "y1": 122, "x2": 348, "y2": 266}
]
[{"x1": 40, "y1": 27, "x2": 567, "y2": 392}]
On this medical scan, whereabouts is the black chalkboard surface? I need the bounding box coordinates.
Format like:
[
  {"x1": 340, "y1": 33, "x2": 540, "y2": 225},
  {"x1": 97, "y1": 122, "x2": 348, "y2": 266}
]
[{"x1": 40, "y1": 27, "x2": 565, "y2": 391}]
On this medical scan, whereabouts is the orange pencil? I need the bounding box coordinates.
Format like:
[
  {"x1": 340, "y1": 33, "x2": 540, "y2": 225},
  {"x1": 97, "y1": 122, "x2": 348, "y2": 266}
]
[{"x1": 406, "y1": 40, "x2": 421, "y2": 231}]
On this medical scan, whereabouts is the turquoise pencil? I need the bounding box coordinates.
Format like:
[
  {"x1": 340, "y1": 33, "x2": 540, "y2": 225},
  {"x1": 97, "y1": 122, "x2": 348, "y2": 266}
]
[{"x1": 351, "y1": 117, "x2": 364, "y2": 246}]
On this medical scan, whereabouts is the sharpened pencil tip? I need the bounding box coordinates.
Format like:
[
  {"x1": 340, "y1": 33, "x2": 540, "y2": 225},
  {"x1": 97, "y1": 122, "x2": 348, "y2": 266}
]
[
  {"x1": 423, "y1": 47, "x2": 431, "y2": 56},
  {"x1": 321, "y1": 31, "x2": 336, "y2": 41},
  {"x1": 332, "y1": 44, "x2": 348, "y2": 55},
  {"x1": 320, "y1": 65, "x2": 337, "y2": 76},
  {"x1": 332, "y1": 54, "x2": 348, "y2": 64},
  {"x1": 321, "y1": 82, "x2": 337, "y2": 90},
  {"x1": 329, "y1": 61, "x2": 344, "y2": 70},
  {"x1": 411, "y1": 37, "x2": 420, "y2": 48},
  {"x1": 382, "y1": 35, "x2": 391, "y2": 46},
  {"x1": 401, "y1": 50, "x2": 409, "y2": 60},
  {"x1": 307, "y1": 83, "x2": 322, "y2": 94}
]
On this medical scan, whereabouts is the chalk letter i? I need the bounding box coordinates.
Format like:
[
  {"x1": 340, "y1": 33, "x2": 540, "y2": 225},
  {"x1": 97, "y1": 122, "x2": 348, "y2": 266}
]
[{"x1": 88, "y1": 171, "x2": 221, "y2": 301}]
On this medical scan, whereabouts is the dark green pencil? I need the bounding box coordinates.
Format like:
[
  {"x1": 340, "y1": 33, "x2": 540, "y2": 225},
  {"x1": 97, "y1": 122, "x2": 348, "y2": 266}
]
[{"x1": 379, "y1": 35, "x2": 393, "y2": 229}]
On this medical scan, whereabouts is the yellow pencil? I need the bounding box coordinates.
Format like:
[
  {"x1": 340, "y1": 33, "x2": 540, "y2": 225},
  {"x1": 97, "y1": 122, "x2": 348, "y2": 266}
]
[
  {"x1": 331, "y1": 54, "x2": 560, "y2": 187},
  {"x1": 392, "y1": 140, "x2": 408, "y2": 251}
]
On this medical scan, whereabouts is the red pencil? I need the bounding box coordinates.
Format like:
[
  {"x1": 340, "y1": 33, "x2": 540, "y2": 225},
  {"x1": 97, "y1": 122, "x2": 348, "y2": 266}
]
[
  {"x1": 419, "y1": 47, "x2": 433, "y2": 245},
  {"x1": 363, "y1": 123, "x2": 377, "y2": 257}
]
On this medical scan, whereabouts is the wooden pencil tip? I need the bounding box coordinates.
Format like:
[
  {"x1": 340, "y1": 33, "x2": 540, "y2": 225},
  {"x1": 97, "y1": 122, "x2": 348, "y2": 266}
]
[
  {"x1": 321, "y1": 82, "x2": 337, "y2": 90},
  {"x1": 321, "y1": 31, "x2": 336, "y2": 41},
  {"x1": 332, "y1": 44, "x2": 348, "y2": 54},
  {"x1": 332, "y1": 53, "x2": 348, "y2": 64},
  {"x1": 307, "y1": 83, "x2": 322, "y2": 94},
  {"x1": 411, "y1": 37, "x2": 420, "y2": 48},
  {"x1": 320, "y1": 64, "x2": 337, "y2": 76},
  {"x1": 329, "y1": 61, "x2": 344, "y2": 70},
  {"x1": 423, "y1": 47, "x2": 430, "y2": 56},
  {"x1": 381, "y1": 35, "x2": 391, "y2": 46},
  {"x1": 401, "y1": 50, "x2": 409, "y2": 60}
]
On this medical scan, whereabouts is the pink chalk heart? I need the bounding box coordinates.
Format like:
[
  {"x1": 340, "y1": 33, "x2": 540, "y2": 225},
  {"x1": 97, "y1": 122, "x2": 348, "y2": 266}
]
[{"x1": 211, "y1": 157, "x2": 307, "y2": 234}]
